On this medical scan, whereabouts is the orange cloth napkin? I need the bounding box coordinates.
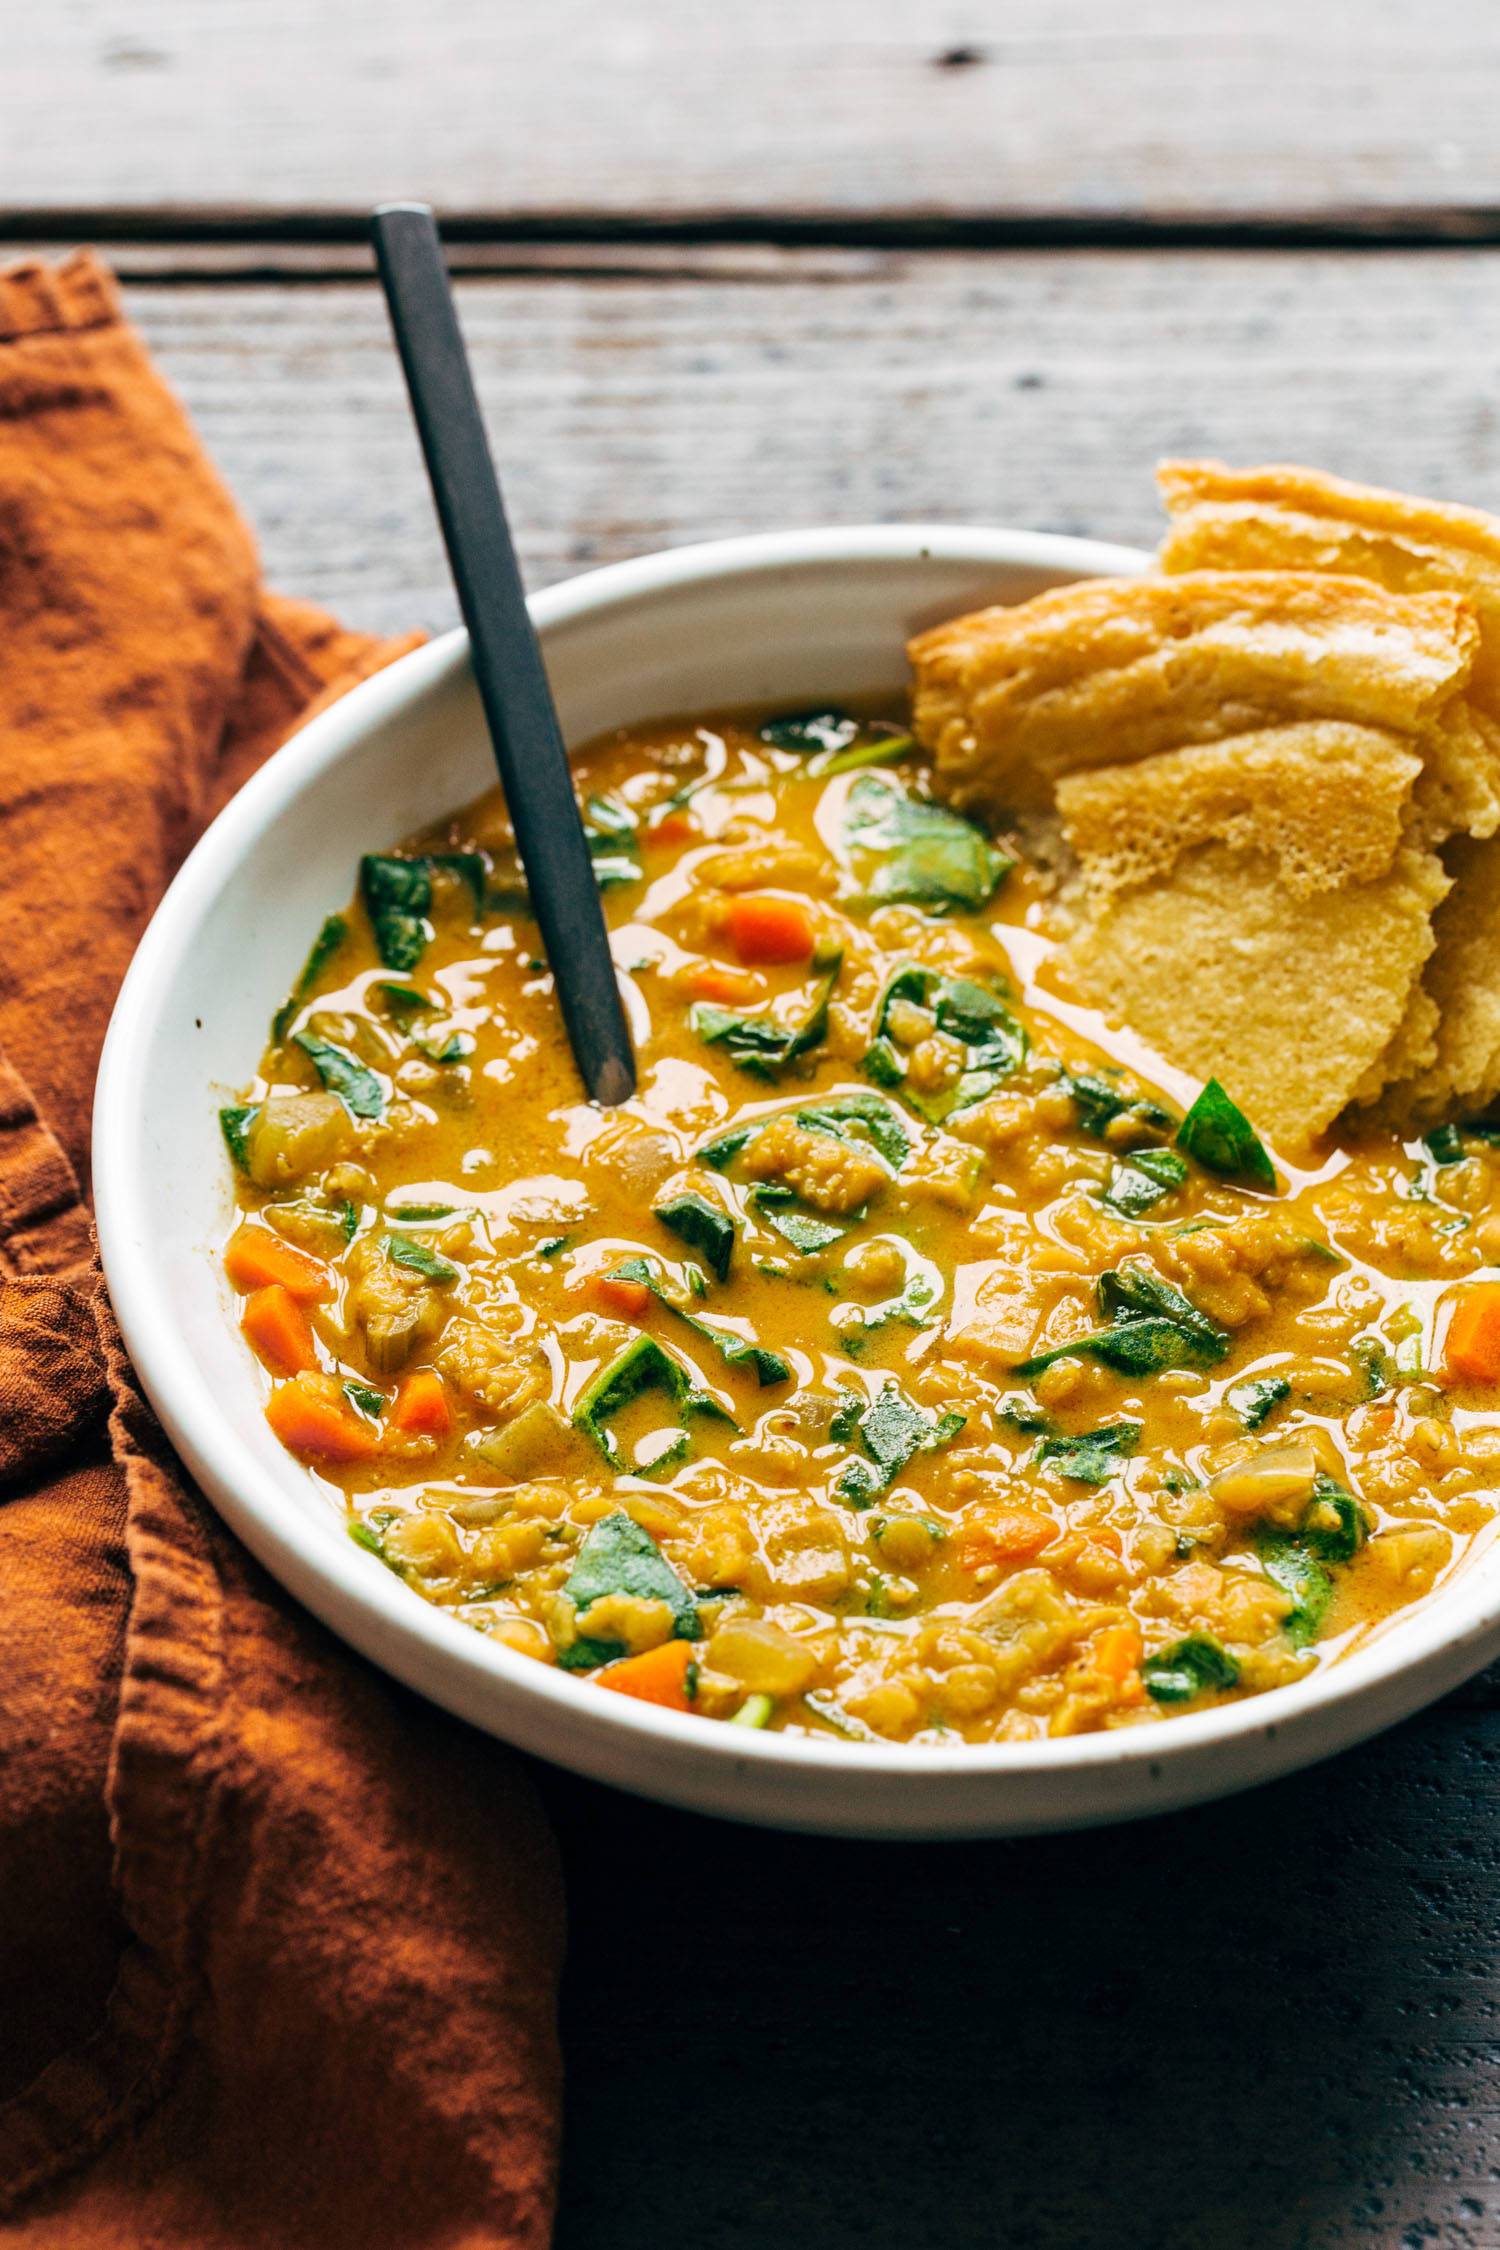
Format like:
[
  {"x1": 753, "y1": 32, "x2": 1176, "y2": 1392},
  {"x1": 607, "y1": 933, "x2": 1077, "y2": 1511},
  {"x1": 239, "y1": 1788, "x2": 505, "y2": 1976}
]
[{"x1": 0, "y1": 254, "x2": 563, "y2": 2248}]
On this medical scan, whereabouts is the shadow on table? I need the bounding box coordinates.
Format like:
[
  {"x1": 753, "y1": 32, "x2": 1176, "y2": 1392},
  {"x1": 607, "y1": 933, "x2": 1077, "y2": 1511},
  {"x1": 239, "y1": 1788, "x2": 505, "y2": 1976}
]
[{"x1": 541, "y1": 1703, "x2": 1500, "y2": 2250}]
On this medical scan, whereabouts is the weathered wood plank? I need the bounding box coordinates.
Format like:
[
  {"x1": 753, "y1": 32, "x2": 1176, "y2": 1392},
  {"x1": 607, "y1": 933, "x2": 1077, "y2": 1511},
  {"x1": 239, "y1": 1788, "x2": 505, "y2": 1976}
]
[
  {"x1": 124, "y1": 248, "x2": 1500, "y2": 640},
  {"x1": 106, "y1": 243, "x2": 1500, "y2": 2245},
  {"x1": 542, "y1": 1701, "x2": 1500, "y2": 2250},
  {"x1": 12, "y1": 0, "x2": 1500, "y2": 231}
]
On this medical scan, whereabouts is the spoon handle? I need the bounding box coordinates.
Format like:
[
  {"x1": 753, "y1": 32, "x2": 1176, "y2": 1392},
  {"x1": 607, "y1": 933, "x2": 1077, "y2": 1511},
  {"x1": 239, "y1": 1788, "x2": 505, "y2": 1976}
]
[{"x1": 372, "y1": 202, "x2": 636, "y2": 1107}]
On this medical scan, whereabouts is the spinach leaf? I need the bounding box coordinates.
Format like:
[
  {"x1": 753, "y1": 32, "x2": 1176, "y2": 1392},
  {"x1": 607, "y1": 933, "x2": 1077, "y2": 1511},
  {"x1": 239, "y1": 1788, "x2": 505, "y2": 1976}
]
[
  {"x1": 698, "y1": 1125, "x2": 755, "y2": 1173},
  {"x1": 698, "y1": 1093, "x2": 908, "y2": 1184},
  {"x1": 343, "y1": 1380, "x2": 386, "y2": 1419},
  {"x1": 1423, "y1": 1123, "x2": 1466, "y2": 1167},
  {"x1": 429, "y1": 853, "x2": 487, "y2": 914},
  {"x1": 680, "y1": 1322, "x2": 787, "y2": 1388},
  {"x1": 828, "y1": 1390, "x2": 865, "y2": 1444},
  {"x1": 272, "y1": 914, "x2": 348, "y2": 1042},
  {"x1": 1353, "y1": 1339, "x2": 1394, "y2": 1398},
  {"x1": 584, "y1": 794, "x2": 642, "y2": 890},
  {"x1": 749, "y1": 1192, "x2": 846, "y2": 1255},
  {"x1": 1301, "y1": 1476, "x2": 1368, "y2": 1563},
  {"x1": 814, "y1": 731, "x2": 916, "y2": 778},
  {"x1": 360, "y1": 854, "x2": 433, "y2": 972},
  {"x1": 692, "y1": 952, "x2": 842, "y2": 1080},
  {"x1": 1142, "y1": 1635, "x2": 1240, "y2": 1703},
  {"x1": 1059, "y1": 1067, "x2": 1176, "y2": 1141},
  {"x1": 385, "y1": 1231, "x2": 460, "y2": 1285},
  {"x1": 331, "y1": 1196, "x2": 361, "y2": 1243},
  {"x1": 1256, "y1": 1534, "x2": 1333, "y2": 1647},
  {"x1": 1176, "y1": 1077, "x2": 1277, "y2": 1190},
  {"x1": 349, "y1": 1519, "x2": 398, "y2": 1566},
  {"x1": 843, "y1": 776, "x2": 1012, "y2": 913},
  {"x1": 1036, "y1": 1419, "x2": 1142, "y2": 1486},
  {"x1": 1016, "y1": 1264, "x2": 1229, "y2": 1378},
  {"x1": 576, "y1": 1335, "x2": 693, "y2": 1423},
  {"x1": 1100, "y1": 1146, "x2": 1188, "y2": 1218},
  {"x1": 1227, "y1": 1374, "x2": 1292, "y2": 1430},
  {"x1": 1086, "y1": 1320, "x2": 1205, "y2": 1376},
  {"x1": 1097, "y1": 1267, "x2": 1229, "y2": 1363},
  {"x1": 375, "y1": 980, "x2": 433, "y2": 1026},
  {"x1": 997, "y1": 1393, "x2": 1053, "y2": 1435},
  {"x1": 360, "y1": 852, "x2": 487, "y2": 971},
  {"x1": 219, "y1": 1103, "x2": 259, "y2": 1173},
  {"x1": 266, "y1": 1193, "x2": 359, "y2": 1247},
  {"x1": 794, "y1": 1092, "x2": 910, "y2": 1172},
  {"x1": 559, "y1": 1509, "x2": 700, "y2": 1669},
  {"x1": 862, "y1": 1038, "x2": 907, "y2": 1091},
  {"x1": 654, "y1": 1192, "x2": 735, "y2": 1283},
  {"x1": 837, "y1": 1383, "x2": 966, "y2": 1504},
  {"x1": 863, "y1": 963, "x2": 1027, "y2": 1123},
  {"x1": 573, "y1": 1333, "x2": 733, "y2": 1470},
  {"x1": 839, "y1": 1253, "x2": 941, "y2": 1337},
  {"x1": 374, "y1": 980, "x2": 470, "y2": 1065},
  {"x1": 758, "y1": 709, "x2": 861, "y2": 756},
  {"x1": 292, "y1": 1032, "x2": 385, "y2": 1119},
  {"x1": 609, "y1": 1258, "x2": 790, "y2": 1387},
  {"x1": 418, "y1": 1030, "x2": 473, "y2": 1065},
  {"x1": 1255, "y1": 1480, "x2": 1366, "y2": 1645}
]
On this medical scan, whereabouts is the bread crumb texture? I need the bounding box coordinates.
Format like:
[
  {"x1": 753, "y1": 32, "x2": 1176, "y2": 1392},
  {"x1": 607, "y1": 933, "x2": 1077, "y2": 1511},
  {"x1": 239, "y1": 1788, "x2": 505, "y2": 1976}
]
[{"x1": 908, "y1": 462, "x2": 1500, "y2": 1150}]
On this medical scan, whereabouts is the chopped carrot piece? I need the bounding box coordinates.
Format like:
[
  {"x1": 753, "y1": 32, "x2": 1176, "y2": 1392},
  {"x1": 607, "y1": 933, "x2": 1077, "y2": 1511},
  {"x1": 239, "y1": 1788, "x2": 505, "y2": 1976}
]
[
  {"x1": 1092, "y1": 1622, "x2": 1144, "y2": 1685},
  {"x1": 389, "y1": 1368, "x2": 452, "y2": 1437},
  {"x1": 594, "y1": 1638, "x2": 695, "y2": 1711},
  {"x1": 266, "y1": 1372, "x2": 381, "y2": 1463},
  {"x1": 242, "y1": 1284, "x2": 320, "y2": 1376},
  {"x1": 725, "y1": 893, "x2": 816, "y2": 966},
  {"x1": 959, "y1": 1510, "x2": 1056, "y2": 1568},
  {"x1": 225, "y1": 1223, "x2": 332, "y2": 1303},
  {"x1": 589, "y1": 1271, "x2": 652, "y2": 1320},
  {"x1": 684, "y1": 962, "x2": 762, "y2": 1006},
  {"x1": 644, "y1": 809, "x2": 696, "y2": 846},
  {"x1": 1444, "y1": 1282, "x2": 1500, "y2": 1382}
]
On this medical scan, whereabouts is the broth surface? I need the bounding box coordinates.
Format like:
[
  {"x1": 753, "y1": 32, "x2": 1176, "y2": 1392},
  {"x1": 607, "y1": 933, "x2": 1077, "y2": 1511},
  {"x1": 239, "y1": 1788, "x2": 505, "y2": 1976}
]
[{"x1": 220, "y1": 708, "x2": 1500, "y2": 1742}]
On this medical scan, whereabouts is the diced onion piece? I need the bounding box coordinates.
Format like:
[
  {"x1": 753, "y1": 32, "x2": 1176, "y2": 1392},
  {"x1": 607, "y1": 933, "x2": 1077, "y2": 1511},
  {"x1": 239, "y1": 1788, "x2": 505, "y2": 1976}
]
[
  {"x1": 1209, "y1": 1441, "x2": 1322, "y2": 1519},
  {"x1": 707, "y1": 1616, "x2": 817, "y2": 1697}
]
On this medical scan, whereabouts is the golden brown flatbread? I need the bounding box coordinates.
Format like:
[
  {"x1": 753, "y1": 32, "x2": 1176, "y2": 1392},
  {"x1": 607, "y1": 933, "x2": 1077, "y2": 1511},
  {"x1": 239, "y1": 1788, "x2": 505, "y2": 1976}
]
[
  {"x1": 1158, "y1": 460, "x2": 1500, "y2": 838},
  {"x1": 909, "y1": 570, "x2": 1483, "y2": 827},
  {"x1": 1373, "y1": 832, "x2": 1500, "y2": 1127},
  {"x1": 1158, "y1": 457, "x2": 1500, "y2": 708},
  {"x1": 1054, "y1": 723, "x2": 1422, "y2": 903},
  {"x1": 1053, "y1": 727, "x2": 1443, "y2": 1146},
  {"x1": 906, "y1": 468, "x2": 1500, "y2": 1149},
  {"x1": 1060, "y1": 843, "x2": 1449, "y2": 1148}
]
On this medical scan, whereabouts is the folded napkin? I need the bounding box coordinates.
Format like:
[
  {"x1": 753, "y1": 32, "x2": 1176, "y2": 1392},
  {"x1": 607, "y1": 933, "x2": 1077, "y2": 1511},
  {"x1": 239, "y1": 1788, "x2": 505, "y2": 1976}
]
[{"x1": 0, "y1": 254, "x2": 562, "y2": 2248}]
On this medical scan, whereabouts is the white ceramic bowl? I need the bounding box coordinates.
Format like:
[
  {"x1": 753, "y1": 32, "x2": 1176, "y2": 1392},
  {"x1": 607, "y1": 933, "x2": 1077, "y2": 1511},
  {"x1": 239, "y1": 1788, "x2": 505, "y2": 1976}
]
[{"x1": 94, "y1": 525, "x2": 1500, "y2": 1838}]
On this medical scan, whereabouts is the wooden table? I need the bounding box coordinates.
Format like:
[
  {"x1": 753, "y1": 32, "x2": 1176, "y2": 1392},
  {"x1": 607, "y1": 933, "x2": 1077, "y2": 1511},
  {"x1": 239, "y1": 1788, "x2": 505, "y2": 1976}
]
[{"x1": 14, "y1": 7, "x2": 1500, "y2": 2241}]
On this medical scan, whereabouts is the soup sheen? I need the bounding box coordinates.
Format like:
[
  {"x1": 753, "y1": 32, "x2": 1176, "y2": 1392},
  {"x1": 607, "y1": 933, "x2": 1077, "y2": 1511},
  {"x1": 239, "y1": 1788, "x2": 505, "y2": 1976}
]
[{"x1": 220, "y1": 707, "x2": 1500, "y2": 1743}]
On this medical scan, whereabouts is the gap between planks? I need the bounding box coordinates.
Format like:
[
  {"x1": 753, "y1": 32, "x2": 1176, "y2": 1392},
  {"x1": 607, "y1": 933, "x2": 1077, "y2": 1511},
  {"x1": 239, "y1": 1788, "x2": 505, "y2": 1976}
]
[{"x1": 13, "y1": 208, "x2": 1500, "y2": 288}]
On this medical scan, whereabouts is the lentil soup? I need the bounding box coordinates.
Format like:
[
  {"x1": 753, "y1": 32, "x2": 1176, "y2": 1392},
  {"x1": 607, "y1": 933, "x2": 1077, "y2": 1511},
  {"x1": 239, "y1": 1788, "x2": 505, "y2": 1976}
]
[{"x1": 219, "y1": 705, "x2": 1500, "y2": 1743}]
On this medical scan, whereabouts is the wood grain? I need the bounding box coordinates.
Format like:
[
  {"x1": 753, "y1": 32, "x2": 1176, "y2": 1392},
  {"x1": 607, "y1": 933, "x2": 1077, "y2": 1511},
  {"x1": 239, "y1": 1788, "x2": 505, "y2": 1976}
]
[
  {"x1": 113, "y1": 238, "x2": 1500, "y2": 2247},
  {"x1": 13, "y1": 0, "x2": 1500, "y2": 234},
  {"x1": 124, "y1": 248, "x2": 1500, "y2": 638},
  {"x1": 541, "y1": 1702, "x2": 1500, "y2": 2250}
]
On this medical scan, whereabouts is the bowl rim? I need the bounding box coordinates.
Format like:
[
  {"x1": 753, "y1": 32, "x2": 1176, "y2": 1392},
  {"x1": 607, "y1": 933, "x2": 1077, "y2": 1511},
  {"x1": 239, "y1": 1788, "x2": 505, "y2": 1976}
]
[{"x1": 92, "y1": 519, "x2": 1500, "y2": 1809}]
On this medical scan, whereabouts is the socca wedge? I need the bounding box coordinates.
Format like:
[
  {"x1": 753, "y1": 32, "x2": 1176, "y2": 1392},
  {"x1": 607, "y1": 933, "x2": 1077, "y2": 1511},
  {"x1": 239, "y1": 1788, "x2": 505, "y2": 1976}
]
[
  {"x1": 1053, "y1": 727, "x2": 1447, "y2": 1146},
  {"x1": 1158, "y1": 458, "x2": 1500, "y2": 837},
  {"x1": 909, "y1": 570, "x2": 1484, "y2": 832}
]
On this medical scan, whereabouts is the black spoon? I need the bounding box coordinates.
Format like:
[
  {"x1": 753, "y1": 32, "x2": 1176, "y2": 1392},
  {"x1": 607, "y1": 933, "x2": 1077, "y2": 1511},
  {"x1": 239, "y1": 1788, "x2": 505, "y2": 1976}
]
[{"x1": 371, "y1": 201, "x2": 636, "y2": 1107}]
